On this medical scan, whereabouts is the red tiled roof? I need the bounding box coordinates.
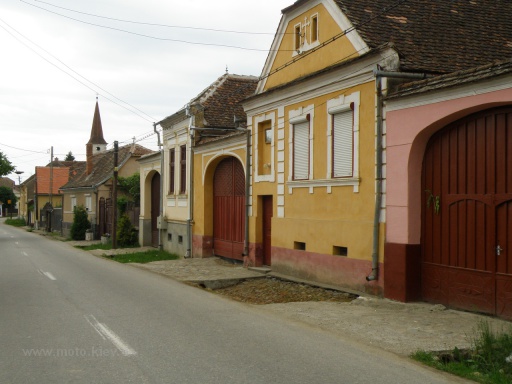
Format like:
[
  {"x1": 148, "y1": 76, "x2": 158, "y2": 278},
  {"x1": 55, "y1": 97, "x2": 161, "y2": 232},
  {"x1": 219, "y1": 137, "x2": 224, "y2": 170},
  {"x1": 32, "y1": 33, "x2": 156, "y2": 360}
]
[
  {"x1": 333, "y1": 0, "x2": 512, "y2": 74},
  {"x1": 0, "y1": 177, "x2": 15, "y2": 189},
  {"x1": 192, "y1": 74, "x2": 258, "y2": 129},
  {"x1": 387, "y1": 59, "x2": 512, "y2": 99},
  {"x1": 60, "y1": 144, "x2": 152, "y2": 190}
]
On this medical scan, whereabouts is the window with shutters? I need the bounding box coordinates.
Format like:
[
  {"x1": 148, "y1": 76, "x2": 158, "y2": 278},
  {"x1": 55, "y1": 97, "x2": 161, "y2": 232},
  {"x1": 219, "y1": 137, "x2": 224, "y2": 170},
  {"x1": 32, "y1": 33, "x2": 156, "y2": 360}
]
[
  {"x1": 169, "y1": 148, "x2": 175, "y2": 194},
  {"x1": 179, "y1": 145, "x2": 186, "y2": 194},
  {"x1": 293, "y1": 119, "x2": 310, "y2": 180},
  {"x1": 324, "y1": 92, "x2": 360, "y2": 192},
  {"x1": 332, "y1": 108, "x2": 353, "y2": 178}
]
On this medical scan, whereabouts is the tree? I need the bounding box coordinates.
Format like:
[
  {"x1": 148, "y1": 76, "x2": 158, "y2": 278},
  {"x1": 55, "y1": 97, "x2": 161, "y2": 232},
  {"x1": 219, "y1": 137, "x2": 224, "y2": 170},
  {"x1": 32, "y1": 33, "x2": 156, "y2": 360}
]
[
  {"x1": 116, "y1": 214, "x2": 138, "y2": 247},
  {"x1": 65, "y1": 151, "x2": 75, "y2": 161},
  {"x1": 118, "y1": 172, "x2": 140, "y2": 205},
  {"x1": 0, "y1": 151, "x2": 15, "y2": 177},
  {"x1": 70, "y1": 205, "x2": 91, "y2": 240},
  {"x1": 0, "y1": 186, "x2": 17, "y2": 211}
]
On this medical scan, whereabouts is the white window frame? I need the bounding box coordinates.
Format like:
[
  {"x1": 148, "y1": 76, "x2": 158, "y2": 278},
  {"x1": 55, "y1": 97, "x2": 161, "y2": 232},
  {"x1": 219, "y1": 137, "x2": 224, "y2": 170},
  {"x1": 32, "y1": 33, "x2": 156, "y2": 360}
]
[
  {"x1": 254, "y1": 112, "x2": 276, "y2": 183},
  {"x1": 331, "y1": 106, "x2": 353, "y2": 178},
  {"x1": 292, "y1": 117, "x2": 310, "y2": 180},
  {"x1": 326, "y1": 92, "x2": 360, "y2": 191},
  {"x1": 310, "y1": 13, "x2": 319, "y2": 43},
  {"x1": 294, "y1": 23, "x2": 302, "y2": 51},
  {"x1": 71, "y1": 196, "x2": 77, "y2": 211},
  {"x1": 288, "y1": 106, "x2": 314, "y2": 183}
]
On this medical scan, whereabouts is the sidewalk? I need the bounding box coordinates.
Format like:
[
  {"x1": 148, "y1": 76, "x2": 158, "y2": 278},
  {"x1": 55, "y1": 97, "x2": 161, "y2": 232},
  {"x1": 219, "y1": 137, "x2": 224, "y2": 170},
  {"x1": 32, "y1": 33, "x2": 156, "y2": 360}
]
[{"x1": 26, "y1": 227, "x2": 512, "y2": 356}]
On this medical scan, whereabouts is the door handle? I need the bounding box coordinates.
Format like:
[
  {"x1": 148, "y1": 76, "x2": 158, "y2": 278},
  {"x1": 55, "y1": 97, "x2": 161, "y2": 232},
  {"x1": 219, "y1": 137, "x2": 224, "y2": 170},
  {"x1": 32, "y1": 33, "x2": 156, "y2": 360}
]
[{"x1": 496, "y1": 245, "x2": 503, "y2": 256}]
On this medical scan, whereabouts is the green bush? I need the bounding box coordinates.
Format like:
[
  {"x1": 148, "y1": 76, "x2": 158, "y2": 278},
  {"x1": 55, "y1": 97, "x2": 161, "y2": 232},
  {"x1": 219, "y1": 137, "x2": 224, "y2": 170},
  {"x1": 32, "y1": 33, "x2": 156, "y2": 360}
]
[
  {"x1": 70, "y1": 206, "x2": 91, "y2": 240},
  {"x1": 117, "y1": 196, "x2": 129, "y2": 215},
  {"x1": 116, "y1": 214, "x2": 138, "y2": 247},
  {"x1": 5, "y1": 218, "x2": 26, "y2": 227}
]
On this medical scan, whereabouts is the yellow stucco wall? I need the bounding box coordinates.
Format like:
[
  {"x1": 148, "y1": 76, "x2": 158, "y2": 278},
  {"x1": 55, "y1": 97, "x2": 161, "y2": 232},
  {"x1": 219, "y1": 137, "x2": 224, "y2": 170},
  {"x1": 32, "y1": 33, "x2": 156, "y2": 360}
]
[{"x1": 250, "y1": 80, "x2": 379, "y2": 262}]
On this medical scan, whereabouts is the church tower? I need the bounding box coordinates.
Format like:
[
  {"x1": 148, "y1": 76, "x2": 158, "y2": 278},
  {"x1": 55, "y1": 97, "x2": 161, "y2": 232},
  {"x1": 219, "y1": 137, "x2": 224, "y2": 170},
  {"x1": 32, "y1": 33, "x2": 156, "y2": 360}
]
[{"x1": 86, "y1": 99, "x2": 108, "y2": 175}]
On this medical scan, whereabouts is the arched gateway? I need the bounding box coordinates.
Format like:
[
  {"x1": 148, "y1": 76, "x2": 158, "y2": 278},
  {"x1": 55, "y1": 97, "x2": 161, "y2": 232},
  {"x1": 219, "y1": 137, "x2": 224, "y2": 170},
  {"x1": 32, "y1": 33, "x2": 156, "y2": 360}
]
[
  {"x1": 213, "y1": 157, "x2": 246, "y2": 261},
  {"x1": 422, "y1": 107, "x2": 512, "y2": 318}
]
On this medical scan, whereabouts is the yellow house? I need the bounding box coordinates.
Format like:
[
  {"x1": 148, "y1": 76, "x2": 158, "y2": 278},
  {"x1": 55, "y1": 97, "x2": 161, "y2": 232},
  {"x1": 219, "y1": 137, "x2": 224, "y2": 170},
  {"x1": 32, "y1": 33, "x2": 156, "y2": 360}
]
[
  {"x1": 18, "y1": 174, "x2": 35, "y2": 224},
  {"x1": 240, "y1": 0, "x2": 402, "y2": 294}
]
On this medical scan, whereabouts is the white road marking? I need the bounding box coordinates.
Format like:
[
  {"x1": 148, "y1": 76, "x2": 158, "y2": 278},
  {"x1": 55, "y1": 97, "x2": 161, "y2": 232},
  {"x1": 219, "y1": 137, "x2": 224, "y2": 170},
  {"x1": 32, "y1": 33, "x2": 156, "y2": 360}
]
[
  {"x1": 38, "y1": 270, "x2": 57, "y2": 281},
  {"x1": 22, "y1": 252, "x2": 28, "y2": 257},
  {"x1": 15, "y1": 241, "x2": 19, "y2": 245},
  {"x1": 84, "y1": 315, "x2": 137, "y2": 356}
]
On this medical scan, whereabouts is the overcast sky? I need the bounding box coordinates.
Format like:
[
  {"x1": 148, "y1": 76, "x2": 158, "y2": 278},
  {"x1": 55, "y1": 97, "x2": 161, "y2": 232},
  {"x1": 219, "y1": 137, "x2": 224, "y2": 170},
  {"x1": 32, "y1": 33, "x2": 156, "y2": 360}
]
[{"x1": 1, "y1": 0, "x2": 291, "y2": 184}]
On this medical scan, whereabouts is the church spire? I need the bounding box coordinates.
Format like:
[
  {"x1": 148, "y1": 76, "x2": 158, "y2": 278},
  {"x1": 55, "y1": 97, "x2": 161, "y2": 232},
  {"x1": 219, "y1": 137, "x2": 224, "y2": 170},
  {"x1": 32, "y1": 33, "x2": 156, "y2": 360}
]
[
  {"x1": 87, "y1": 99, "x2": 107, "y2": 145},
  {"x1": 86, "y1": 99, "x2": 108, "y2": 175}
]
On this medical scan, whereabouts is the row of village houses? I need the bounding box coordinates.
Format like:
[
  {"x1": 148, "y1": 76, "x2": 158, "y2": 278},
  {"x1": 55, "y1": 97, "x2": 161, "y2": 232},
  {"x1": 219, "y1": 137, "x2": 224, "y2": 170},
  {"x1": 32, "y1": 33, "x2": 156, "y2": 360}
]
[{"x1": 18, "y1": 0, "x2": 512, "y2": 320}]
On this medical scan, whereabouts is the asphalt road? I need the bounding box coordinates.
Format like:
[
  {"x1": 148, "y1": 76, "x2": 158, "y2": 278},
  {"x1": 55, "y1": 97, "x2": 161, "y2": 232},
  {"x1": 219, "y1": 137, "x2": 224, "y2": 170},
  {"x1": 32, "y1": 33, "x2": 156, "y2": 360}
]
[{"x1": 0, "y1": 221, "x2": 469, "y2": 383}]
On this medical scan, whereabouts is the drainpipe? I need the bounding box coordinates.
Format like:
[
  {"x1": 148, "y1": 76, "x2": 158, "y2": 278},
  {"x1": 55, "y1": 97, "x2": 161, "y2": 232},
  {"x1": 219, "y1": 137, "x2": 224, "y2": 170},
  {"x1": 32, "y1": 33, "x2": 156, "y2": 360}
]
[
  {"x1": 234, "y1": 124, "x2": 251, "y2": 259},
  {"x1": 185, "y1": 104, "x2": 194, "y2": 258},
  {"x1": 154, "y1": 122, "x2": 164, "y2": 251},
  {"x1": 366, "y1": 68, "x2": 430, "y2": 282},
  {"x1": 243, "y1": 129, "x2": 250, "y2": 259}
]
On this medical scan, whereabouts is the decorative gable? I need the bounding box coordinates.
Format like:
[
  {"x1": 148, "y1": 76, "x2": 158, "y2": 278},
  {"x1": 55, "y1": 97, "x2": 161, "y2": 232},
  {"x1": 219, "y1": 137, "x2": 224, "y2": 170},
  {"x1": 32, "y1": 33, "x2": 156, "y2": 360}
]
[{"x1": 258, "y1": 0, "x2": 368, "y2": 93}]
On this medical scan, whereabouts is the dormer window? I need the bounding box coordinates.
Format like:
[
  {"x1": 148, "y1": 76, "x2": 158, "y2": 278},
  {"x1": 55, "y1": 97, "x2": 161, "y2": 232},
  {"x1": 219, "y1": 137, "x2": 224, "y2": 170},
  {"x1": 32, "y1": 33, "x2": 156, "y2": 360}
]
[
  {"x1": 294, "y1": 24, "x2": 302, "y2": 51},
  {"x1": 311, "y1": 14, "x2": 318, "y2": 42}
]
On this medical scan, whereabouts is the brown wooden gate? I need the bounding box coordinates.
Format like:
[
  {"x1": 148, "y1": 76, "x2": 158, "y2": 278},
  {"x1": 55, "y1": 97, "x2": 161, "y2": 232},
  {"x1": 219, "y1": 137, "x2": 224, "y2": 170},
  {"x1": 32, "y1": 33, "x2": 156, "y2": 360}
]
[
  {"x1": 422, "y1": 107, "x2": 512, "y2": 319},
  {"x1": 99, "y1": 197, "x2": 113, "y2": 236},
  {"x1": 213, "y1": 157, "x2": 245, "y2": 260}
]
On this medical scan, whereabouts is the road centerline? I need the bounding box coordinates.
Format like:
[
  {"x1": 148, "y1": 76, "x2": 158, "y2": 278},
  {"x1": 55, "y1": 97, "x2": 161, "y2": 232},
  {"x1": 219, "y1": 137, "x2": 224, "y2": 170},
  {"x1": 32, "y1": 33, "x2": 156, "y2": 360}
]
[
  {"x1": 84, "y1": 315, "x2": 137, "y2": 356},
  {"x1": 38, "y1": 270, "x2": 57, "y2": 281}
]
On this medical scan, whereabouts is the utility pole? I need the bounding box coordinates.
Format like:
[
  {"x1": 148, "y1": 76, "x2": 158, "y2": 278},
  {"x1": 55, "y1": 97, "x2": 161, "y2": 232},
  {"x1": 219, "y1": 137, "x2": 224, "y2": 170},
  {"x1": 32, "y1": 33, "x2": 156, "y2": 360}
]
[
  {"x1": 112, "y1": 141, "x2": 118, "y2": 249},
  {"x1": 15, "y1": 171, "x2": 24, "y2": 218},
  {"x1": 48, "y1": 146, "x2": 53, "y2": 232}
]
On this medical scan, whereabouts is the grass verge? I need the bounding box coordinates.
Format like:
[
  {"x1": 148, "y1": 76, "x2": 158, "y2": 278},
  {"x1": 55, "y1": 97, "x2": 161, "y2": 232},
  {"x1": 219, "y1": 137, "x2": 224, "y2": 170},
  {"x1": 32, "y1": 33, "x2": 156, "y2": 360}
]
[
  {"x1": 109, "y1": 250, "x2": 179, "y2": 264},
  {"x1": 75, "y1": 243, "x2": 112, "y2": 251},
  {"x1": 412, "y1": 321, "x2": 512, "y2": 383},
  {"x1": 5, "y1": 218, "x2": 26, "y2": 227}
]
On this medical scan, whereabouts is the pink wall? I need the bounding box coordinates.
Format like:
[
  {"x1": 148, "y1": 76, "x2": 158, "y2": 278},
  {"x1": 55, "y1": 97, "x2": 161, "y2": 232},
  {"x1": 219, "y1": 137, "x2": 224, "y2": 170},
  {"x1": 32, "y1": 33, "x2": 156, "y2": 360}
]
[
  {"x1": 386, "y1": 87, "x2": 512, "y2": 245},
  {"x1": 272, "y1": 247, "x2": 384, "y2": 295}
]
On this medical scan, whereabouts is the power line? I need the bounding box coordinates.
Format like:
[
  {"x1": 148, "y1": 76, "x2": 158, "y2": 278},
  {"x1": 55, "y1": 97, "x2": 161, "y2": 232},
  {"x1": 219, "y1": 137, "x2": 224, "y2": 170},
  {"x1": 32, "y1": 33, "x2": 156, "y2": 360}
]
[
  {"x1": 0, "y1": 18, "x2": 156, "y2": 123},
  {"x1": 32, "y1": 0, "x2": 286, "y2": 36},
  {"x1": 20, "y1": 0, "x2": 289, "y2": 52},
  {"x1": 0, "y1": 142, "x2": 48, "y2": 154}
]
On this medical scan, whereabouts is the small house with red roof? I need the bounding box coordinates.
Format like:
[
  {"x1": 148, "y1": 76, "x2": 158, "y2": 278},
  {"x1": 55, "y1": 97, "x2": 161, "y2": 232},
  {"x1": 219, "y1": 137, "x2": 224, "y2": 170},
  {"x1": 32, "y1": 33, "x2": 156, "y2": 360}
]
[{"x1": 34, "y1": 165, "x2": 70, "y2": 229}]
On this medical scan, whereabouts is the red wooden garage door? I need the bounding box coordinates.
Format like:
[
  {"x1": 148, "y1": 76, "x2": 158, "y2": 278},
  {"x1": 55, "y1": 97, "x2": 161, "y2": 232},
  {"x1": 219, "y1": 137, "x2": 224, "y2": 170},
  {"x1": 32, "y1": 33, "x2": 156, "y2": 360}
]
[
  {"x1": 213, "y1": 157, "x2": 245, "y2": 261},
  {"x1": 422, "y1": 107, "x2": 512, "y2": 319}
]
